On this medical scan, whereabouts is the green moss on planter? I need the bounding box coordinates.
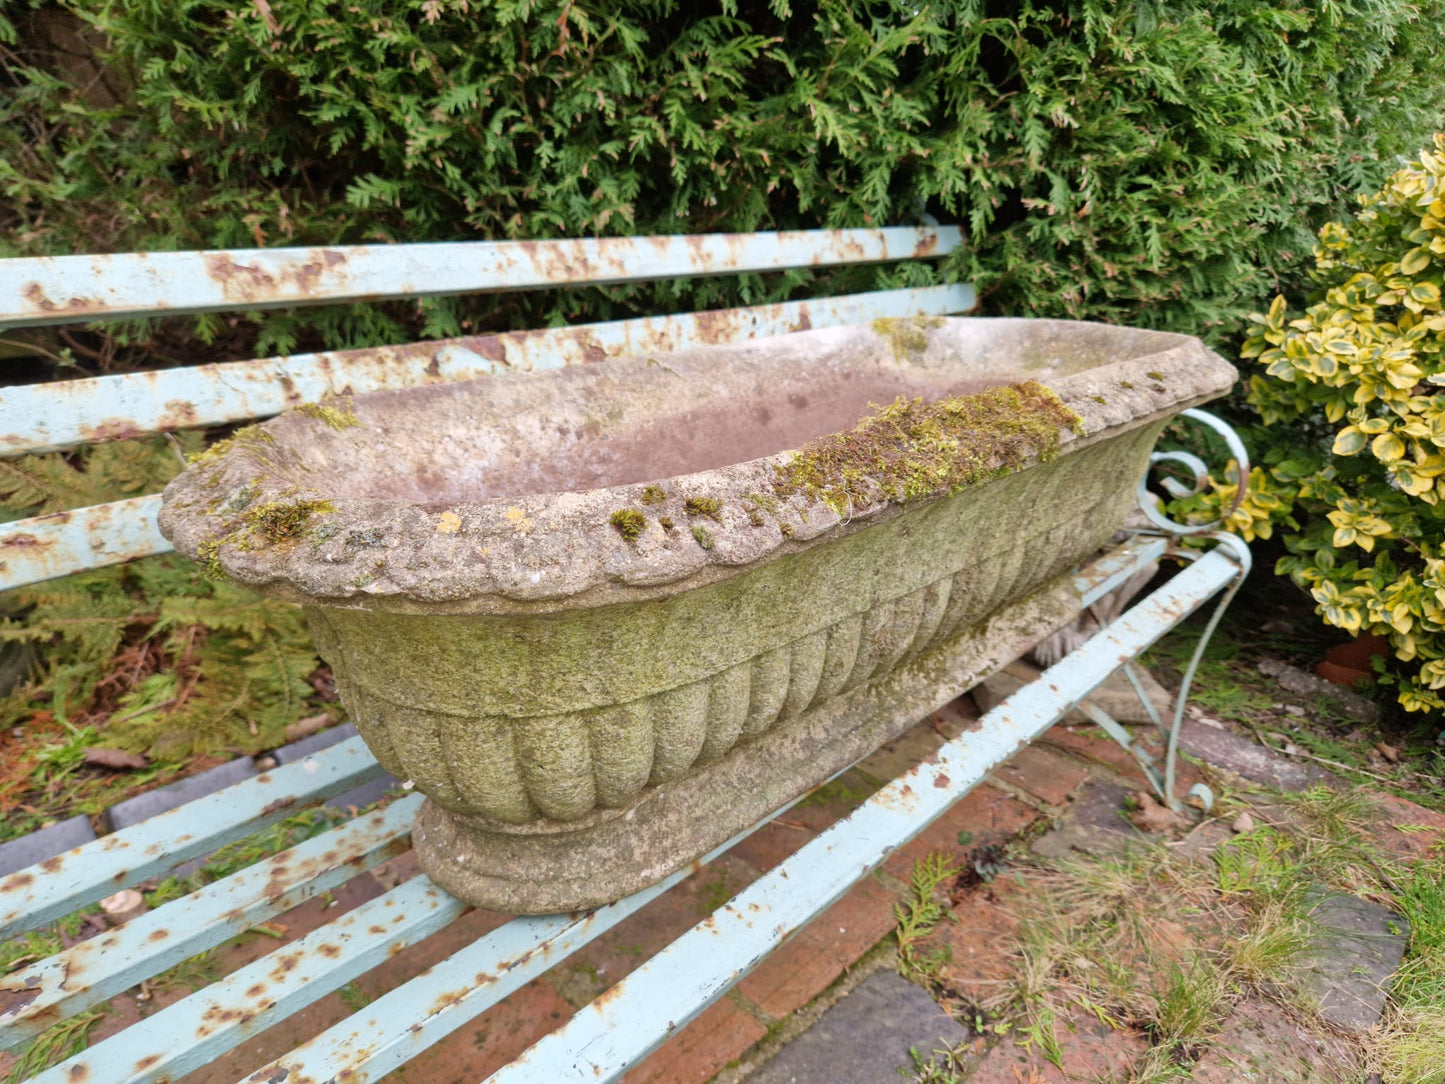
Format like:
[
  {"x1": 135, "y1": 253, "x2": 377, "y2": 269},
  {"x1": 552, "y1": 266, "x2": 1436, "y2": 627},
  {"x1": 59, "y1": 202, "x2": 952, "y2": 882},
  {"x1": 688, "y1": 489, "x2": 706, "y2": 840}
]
[
  {"x1": 745, "y1": 491, "x2": 779, "y2": 514},
  {"x1": 196, "y1": 539, "x2": 225, "y2": 580},
  {"x1": 1119, "y1": 380, "x2": 1135, "y2": 389},
  {"x1": 871, "y1": 316, "x2": 944, "y2": 360},
  {"x1": 658, "y1": 516, "x2": 675, "y2": 531},
  {"x1": 610, "y1": 508, "x2": 647, "y2": 540},
  {"x1": 772, "y1": 381, "x2": 1084, "y2": 516},
  {"x1": 640, "y1": 485, "x2": 667, "y2": 505},
  {"x1": 779, "y1": 522, "x2": 795, "y2": 537},
  {"x1": 245, "y1": 498, "x2": 337, "y2": 542},
  {"x1": 692, "y1": 524, "x2": 715, "y2": 550},
  {"x1": 186, "y1": 424, "x2": 276, "y2": 468},
  {"x1": 1146, "y1": 371, "x2": 1164, "y2": 381},
  {"x1": 292, "y1": 400, "x2": 359, "y2": 430},
  {"x1": 684, "y1": 496, "x2": 722, "y2": 519}
]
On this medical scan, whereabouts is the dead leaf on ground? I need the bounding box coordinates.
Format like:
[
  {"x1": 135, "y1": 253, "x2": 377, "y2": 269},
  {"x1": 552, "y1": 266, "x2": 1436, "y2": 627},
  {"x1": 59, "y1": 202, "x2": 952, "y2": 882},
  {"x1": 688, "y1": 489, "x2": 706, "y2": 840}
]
[
  {"x1": 82, "y1": 747, "x2": 149, "y2": 770},
  {"x1": 1375, "y1": 741, "x2": 1401, "y2": 763},
  {"x1": 1129, "y1": 791, "x2": 1192, "y2": 834},
  {"x1": 284, "y1": 714, "x2": 332, "y2": 743}
]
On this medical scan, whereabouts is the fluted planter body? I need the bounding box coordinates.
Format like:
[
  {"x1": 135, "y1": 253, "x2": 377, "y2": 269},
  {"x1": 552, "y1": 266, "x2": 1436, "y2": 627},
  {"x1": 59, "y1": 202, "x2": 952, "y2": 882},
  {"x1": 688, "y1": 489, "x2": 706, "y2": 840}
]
[{"x1": 160, "y1": 318, "x2": 1235, "y2": 912}]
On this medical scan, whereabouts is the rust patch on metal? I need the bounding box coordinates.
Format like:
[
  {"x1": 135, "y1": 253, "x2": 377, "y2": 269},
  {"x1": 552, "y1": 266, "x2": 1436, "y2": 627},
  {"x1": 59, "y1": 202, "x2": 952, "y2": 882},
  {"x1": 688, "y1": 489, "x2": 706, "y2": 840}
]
[
  {"x1": 20, "y1": 282, "x2": 103, "y2": 316},
  {"x1": 913, "y1": 233, "x2": 940, "y2": 257},
  {"x1": 67, "y1": 1063, "x2": 88, "y2": 1081},
  {"x1": 247, "y1": 982, "x2": 266, "y2": 998},
  {"x1": 1, "y1": 534, "x2": 44, "y2": 548},
  {"x1": 148, "y1": 928, "x2": 169, "y2": 941},
  {"x1": 2, "y1": 872, "x2": 35, "y2": 892},
  {"x1": 933, "y1": 773, "x2": 951, "y2": 789},
  {"x1": 259, "y1": 797, "x2": 297, "y2": 817},
  {"x1": 0, "y1": 974, "x2": 44, "y2": 1017},
  {"x1": 161, "y1": 399, "x2": 201, "y2": 429},
  {"x1": 318, "y1": 943, "x2": 341, "y2": 958},
  {"x1": 692, "y1": 307, "x2": 744, "y2": 344},
  {"x1": 578, "y1": 333, "x2": 608, "y2": 365},
  {"x1": 468, "y1": 336, "x2": 507, "y2": 365},
  {"x1": 134, "y1": 1055, "x2": 161, "y2": 1072},
  {"x1": 499, "y1": 948, "x2": 534, "y2": 973},
  {"x1": 81, "y1": 419, "x2": 146, "y2": 444},
  {"x1": 204, "y1": 249, "x2": 350, "y2": 304},
  {"x1": 40, "y1": 855, "x2": 63, "y2": 873}
]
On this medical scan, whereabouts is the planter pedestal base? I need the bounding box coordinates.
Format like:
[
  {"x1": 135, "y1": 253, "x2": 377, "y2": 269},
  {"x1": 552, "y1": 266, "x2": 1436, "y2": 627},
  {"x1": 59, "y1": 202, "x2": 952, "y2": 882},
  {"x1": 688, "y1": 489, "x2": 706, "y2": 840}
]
[{"x1": 414, "y1": 573, "x2": 1080, "y2": 914}]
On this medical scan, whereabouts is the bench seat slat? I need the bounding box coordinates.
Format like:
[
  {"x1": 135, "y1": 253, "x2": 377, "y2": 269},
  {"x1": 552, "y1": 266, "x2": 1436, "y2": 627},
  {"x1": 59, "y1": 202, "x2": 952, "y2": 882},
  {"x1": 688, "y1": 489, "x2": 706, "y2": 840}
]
[
  {"x1": 1, "y1": 284, "x2": 974, "y2": 456},
  {"x1": 0, "y1": 228, "x2": 962, "y2": 329},
  {"x1": 0, "y1": 736, "x2": 384, "y2": 936},
  {"x1": 233, "y1": 792, "x2": 817, "y2": 1084},
  {"x1": 33, "y1": 865, "x2": 464, "y2": 1084},
  {"x1": 484, "y1": 549, "x2": 1246, "y2": 1083},
  {"x1": 0, "y1": 795, "x2": 419, "y2": 1050}
]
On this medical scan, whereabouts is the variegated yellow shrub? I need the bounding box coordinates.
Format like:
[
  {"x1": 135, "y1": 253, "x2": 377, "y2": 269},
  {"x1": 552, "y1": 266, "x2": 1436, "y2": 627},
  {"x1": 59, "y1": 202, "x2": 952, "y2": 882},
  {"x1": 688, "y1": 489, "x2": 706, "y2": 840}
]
[{"x1": 1237, "y1": 135, "x2": 1445, "y2": 713}]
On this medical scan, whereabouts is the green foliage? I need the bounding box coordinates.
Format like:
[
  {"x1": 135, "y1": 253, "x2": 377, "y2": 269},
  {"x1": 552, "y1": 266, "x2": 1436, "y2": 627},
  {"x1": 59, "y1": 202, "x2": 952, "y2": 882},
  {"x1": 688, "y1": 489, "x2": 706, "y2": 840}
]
[
  {"x1": 0, "y1": 435, "x2": 328, "y2": 812},
  {"x1": 1220, "y1": 136, "x2": 1445, "y2": 713},
  {"x1": 894, "y1": 851, "x2": 960, "y2": 977},
  {"x1": 1, "y1": 0, "x2": 1443, "y2": 367}
]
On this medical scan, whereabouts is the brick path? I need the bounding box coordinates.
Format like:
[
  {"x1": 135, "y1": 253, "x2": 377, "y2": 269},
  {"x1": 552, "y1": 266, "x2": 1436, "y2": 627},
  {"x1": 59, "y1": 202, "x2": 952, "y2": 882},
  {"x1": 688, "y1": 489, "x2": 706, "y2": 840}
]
[{"x1": 17, "y1": 684, "x2": 1444, "y2": 1084}]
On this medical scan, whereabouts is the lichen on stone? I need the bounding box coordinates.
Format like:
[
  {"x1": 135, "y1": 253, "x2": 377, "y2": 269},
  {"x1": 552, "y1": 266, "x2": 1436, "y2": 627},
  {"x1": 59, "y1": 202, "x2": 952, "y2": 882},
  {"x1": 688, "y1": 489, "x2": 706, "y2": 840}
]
[
  {"x1": 222, "y1": 483, "x2": 260, "y2": 514},
  {"x1": 610, "y1": 508, "x2": 647, "y2": 540},
  {"x1": 291, "y1": 400, "x2": 359, "y2": 430},
  {"x1": 771, "y1": 381, "x2": 1085, "y2": 516}
]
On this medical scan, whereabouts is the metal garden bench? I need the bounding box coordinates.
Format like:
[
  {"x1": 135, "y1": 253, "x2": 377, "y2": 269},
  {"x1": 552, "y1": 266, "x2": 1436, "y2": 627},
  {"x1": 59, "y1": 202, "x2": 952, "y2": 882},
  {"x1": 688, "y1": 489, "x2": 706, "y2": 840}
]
[{"x1": 0, "y1": 228, "x2": 1250, "y2": 1083}]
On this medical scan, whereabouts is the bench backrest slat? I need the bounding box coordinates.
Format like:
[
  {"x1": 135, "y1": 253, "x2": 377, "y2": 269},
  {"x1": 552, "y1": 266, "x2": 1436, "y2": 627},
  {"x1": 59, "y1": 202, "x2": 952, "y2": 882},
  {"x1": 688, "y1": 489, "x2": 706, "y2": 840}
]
[
  {"x1": 0, "y1": 281, "x2": 973, "y2": 593},
  {"x1": 1, "y1": 227, "x2": 961, "y2": 328},
  {"x1": 2, "y1": 283, "x2": 973, "y2": 457}
]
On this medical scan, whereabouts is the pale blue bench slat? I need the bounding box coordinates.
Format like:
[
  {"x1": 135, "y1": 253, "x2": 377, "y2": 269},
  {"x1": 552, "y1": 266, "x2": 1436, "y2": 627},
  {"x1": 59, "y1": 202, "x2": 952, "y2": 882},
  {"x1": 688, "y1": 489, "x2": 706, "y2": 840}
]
[
  {"x1": 33, "y1": 874, "x2": 466, "y2": 1084},
  {"x1": 0, "y1": 227, "x2": 961, "y2": 329},
  {"x1": 0, "y1": 736, "x2": 383, "y2": 936},
  {"x1": 1, "y1": 283, "x2": 971, "y2": 456},
  {"x1": 0, "y1": 794, "x2": 419, "y2": 1050},
  {"x1": 233, "y1": 801, "x2": 811, "y2": 1084},
  {"x1": 0, "y1": 285, "x2": 974, "y2": 594},
  {"x1": 485, "y1": 547, "x2": 1246, "y2": 1082}
]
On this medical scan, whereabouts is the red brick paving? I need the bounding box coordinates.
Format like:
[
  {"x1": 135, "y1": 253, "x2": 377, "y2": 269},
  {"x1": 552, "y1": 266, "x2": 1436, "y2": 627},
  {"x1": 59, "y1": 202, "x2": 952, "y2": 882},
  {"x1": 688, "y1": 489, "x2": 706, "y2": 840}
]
[
  {"x1": 736, "y1": 874, "x2": 901, "y2": 1017},
  {"x1": 378, "y1": 977, "x2": 574, "y2": 1083},
  {"x1": 931, "y1": 879, "x2": 1026, "y2": 1003},
  {"x1": 624, "y1": 998, "x2": 769, "y2": 1084},
  {"x1": 1038, "y1": 722, "x2": 1205, "y2": 793},
  {"x1": 965, "y1": 1011, "x2": 1147, "y2": 1083},
  {"x1": 1374, "y1": 793, "x2": 1445, "y2": 857},
  {"x1": 990, "y1": 745, "x2": 1089, "y2": 807},
  {"x1": 882, "y1": 783, "x2": 1039, "y2": 881}
]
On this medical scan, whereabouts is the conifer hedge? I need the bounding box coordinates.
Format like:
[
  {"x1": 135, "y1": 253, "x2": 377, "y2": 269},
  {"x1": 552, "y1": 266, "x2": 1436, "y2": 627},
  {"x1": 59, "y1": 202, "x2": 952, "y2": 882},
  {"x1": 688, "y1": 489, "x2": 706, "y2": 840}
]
[{"x1": 2, "y1": 0, "x2": 1444, "y2": 362}]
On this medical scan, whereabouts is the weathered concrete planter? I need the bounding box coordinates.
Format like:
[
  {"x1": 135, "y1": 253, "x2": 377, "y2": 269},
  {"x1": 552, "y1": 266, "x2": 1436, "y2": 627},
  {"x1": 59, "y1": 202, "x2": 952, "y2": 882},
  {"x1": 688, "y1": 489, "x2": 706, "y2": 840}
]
[{"x1": 159, "y1": 318, "x2": 1235, "y2": 913}]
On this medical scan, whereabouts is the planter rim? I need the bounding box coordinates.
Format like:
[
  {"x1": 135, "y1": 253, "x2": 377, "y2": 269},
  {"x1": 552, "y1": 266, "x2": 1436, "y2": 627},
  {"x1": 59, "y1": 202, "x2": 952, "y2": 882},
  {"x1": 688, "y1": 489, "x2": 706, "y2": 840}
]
[{"x1": 158, "y1": 317, "x2": 1235, "y2": 612}]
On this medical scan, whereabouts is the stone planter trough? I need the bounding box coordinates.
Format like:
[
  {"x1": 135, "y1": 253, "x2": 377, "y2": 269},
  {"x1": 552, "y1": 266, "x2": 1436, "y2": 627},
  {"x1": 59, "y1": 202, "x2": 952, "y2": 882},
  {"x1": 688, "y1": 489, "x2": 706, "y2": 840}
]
[{"x1": 159, "y1": 317, "x2": 1236, "y2": 913}]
